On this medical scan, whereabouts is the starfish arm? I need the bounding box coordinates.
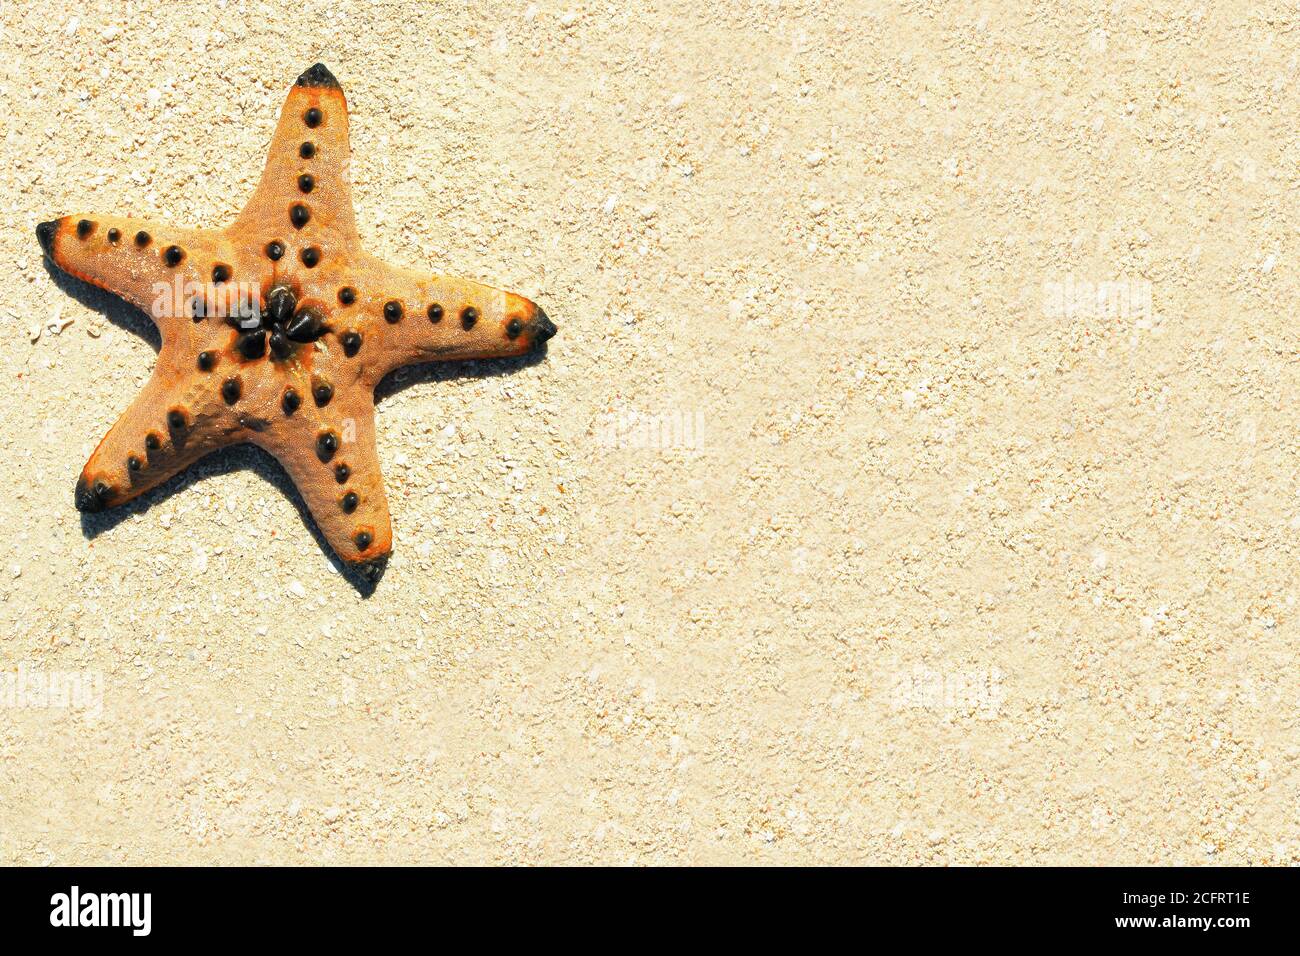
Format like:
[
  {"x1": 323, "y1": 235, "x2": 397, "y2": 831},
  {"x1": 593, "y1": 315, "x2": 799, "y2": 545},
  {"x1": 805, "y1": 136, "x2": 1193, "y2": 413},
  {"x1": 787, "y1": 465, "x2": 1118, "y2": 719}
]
[
  {"x1": 348, "y1": 256, "x2": 556, "y2": 383},
  {"x1": 75, "y1": 361, "x2": 245, "y2": 513},
  {"x1": 251, "y1": 390, "x2": 392, "y2": 567},
  {"x1": 37, "y1": 216, "x2": 225, "y2": 333},
  {"x1": 231, "y1": 62, "x2": 357, "y2": 250}
]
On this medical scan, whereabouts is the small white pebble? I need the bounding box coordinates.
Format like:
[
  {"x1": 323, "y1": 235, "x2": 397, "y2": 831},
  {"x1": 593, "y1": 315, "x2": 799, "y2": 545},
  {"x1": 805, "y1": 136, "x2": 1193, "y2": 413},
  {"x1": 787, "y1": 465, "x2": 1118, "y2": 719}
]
[{"x1": 288, "y1": 580, "x2": 306, "y2": 598}]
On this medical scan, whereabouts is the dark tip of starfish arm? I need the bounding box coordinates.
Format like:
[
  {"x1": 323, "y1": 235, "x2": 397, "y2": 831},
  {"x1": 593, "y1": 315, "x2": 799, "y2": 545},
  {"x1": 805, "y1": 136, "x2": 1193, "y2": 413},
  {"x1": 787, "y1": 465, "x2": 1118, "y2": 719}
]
[
  {"x1": 74, "y1": 475, "x2": 111, "y2": 513},
  {"x1": 355, "y1": 554, "x2": 387, "y2": 580},
  {"x1": 531, "y1": 306, "x2": 557, "y2": 350},
  {"x1": 296, "y1": 63, "x2": 340, "y2": 89},
  {"x1": 36, "y1": 219, "x2": 59, "y2": 256}
]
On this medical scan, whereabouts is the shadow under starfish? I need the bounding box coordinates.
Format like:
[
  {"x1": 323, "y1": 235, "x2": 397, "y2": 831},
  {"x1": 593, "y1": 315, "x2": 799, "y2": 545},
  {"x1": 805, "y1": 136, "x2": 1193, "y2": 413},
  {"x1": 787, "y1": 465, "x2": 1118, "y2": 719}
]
[{"x1": 49, "y1": 261, "x2": 550, "y2": 597}]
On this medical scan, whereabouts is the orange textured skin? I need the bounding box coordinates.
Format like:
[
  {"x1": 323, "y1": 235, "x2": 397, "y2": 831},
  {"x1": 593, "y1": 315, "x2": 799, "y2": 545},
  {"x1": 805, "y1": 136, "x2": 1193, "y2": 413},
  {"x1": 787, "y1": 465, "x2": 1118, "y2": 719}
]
[{"x1": 39, "y1": 64, "x2": 554, "y2": 574}]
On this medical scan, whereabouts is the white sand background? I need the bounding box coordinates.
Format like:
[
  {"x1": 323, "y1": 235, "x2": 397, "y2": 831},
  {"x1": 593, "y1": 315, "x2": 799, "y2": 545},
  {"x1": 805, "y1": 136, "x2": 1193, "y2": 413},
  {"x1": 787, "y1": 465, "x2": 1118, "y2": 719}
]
[{"x1": 1, "y1": 0, "x2": 1298, "y2": 864}]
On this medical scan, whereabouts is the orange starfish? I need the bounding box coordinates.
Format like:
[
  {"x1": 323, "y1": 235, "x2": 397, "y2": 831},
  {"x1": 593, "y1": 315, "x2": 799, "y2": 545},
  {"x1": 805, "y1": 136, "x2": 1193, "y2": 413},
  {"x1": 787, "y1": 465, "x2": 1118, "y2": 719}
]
[{"x1": 37, "y1": 63, "x2": 555, "y2": 580}]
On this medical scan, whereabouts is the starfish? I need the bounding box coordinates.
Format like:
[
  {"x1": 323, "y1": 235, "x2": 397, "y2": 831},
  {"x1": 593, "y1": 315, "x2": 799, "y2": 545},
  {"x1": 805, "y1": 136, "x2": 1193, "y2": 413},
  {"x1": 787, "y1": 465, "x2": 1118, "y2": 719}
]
[{"x1": 37, "y1": 63, "x2": 555, "y2": 578}]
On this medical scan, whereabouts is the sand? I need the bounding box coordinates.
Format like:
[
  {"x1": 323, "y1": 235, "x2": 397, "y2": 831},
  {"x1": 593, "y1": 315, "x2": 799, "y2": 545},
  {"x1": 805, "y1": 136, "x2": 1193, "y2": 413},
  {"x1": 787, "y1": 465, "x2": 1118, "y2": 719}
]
[{"x1": 1, "y1": 0, "x2": 1296, "y2": 865}]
